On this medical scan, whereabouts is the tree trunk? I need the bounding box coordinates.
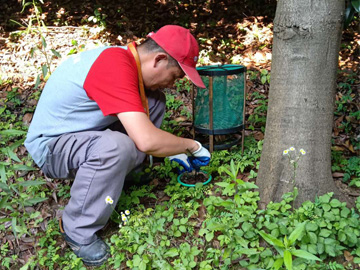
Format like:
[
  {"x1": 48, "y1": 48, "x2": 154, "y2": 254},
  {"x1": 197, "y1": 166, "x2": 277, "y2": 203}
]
[{"x1": 257, "y1": 0, "x2": 350, "y2": 208}]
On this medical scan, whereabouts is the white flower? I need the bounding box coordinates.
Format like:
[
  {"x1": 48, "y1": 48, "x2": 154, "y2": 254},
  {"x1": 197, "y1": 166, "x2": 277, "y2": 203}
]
[
  {"x1": 283, "y1": 149, "x2": 289, "y2": 155},
  {"x1": 119, "y1": 224, "x2": 122, "y2": 228},
  {"x1": 300, "y1": 149, "x2": 306, "y2": 155},
  {"x1": 105, "y1": 196, "x2": 114, "y2": 205},
  {"x1": 125, "y1": 210, "x2": 130, "y2": 216},
  {"x1": 289, "y1": 147, "x2": 295, "y2": 151},
  {"x1": 122, "y1": 215, "x2": 128, "y2": 222}
]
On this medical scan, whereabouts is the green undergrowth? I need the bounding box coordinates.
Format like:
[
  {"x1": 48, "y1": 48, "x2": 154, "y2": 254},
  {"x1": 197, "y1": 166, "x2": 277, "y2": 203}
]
[
  {"x1": 1, "y1": 20, "x2": 359, "y2": 268},
  {"x1": 1, "y1": 75, "x2": 359, "y2": 269},
  {"x1": 104, "y1": 145, "x2": 360, "y2": 270},
  {"x1": 5, "y1": 138, "x2": 359, "y2": 270}
]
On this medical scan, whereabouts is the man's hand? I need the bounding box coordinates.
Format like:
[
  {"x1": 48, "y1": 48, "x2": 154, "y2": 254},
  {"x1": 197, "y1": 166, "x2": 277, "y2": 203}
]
[
  {"x1": 168, "y1": 141, "x2": 210, "y2": 173},
  {"x1": 188, "y1": 141, "x2": 211, "y2": 171},
  {"x1": 168, "y1": 154, "x2": 193, "y2": 173}
]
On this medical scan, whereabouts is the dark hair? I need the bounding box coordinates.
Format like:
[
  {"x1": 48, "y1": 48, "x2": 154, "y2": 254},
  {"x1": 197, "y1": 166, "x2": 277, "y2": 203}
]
[{"x1": 139, "y1": 38, "x2": 179, "y2": 68}]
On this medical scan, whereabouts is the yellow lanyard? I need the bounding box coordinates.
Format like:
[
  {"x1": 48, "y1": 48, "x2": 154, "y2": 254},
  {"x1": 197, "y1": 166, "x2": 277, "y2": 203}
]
[{"x1": 128, "y1": 42, "x2": 149, "y2": 117}]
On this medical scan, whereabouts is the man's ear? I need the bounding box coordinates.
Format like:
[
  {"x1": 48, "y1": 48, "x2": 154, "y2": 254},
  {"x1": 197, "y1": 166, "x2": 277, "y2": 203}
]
[{"x1": 153, "y1": 53, "x2": 168, "y2": 67}]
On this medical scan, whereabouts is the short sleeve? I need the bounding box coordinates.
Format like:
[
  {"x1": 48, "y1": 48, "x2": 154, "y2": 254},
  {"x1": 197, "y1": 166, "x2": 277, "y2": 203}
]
[{"x1": 84, "y1": 47, "x2": 145, "y2": 116}]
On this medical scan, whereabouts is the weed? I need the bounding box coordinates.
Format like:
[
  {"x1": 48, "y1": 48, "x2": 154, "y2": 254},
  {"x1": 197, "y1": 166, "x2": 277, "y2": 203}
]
[
  {"x1": 12, "y1": 0, "x2": 62, "y2": 88},
  {"x1": 87, "y1": 6, "x2": 107, "y2": 28}
]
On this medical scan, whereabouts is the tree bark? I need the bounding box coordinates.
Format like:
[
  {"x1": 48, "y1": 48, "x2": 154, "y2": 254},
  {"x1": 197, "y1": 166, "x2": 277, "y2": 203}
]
[{"x1": 257, "y1": 0, "x2": 351, "y2": 208}]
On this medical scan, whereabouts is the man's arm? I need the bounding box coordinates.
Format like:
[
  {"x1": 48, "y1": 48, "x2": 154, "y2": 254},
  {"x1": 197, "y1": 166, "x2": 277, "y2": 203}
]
[{"x1": 117, "y1": 111, "x2": 199, "y2": 157}]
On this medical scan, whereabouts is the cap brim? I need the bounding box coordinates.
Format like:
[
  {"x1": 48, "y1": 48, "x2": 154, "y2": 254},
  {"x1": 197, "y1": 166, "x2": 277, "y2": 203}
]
[{"x1": 179, "y1": 63, "x2": 206, "y2": 88}]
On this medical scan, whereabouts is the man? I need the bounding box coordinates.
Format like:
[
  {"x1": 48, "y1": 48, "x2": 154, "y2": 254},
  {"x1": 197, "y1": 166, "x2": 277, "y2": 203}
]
[{"x1": 25, "y1": 25, "x2": 211, "y2": 266}]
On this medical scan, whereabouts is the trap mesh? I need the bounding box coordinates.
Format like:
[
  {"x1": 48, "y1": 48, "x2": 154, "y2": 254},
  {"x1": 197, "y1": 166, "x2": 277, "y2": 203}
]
[{"x1": 194, "y1": 65, "x2": 246, "y2": 131}]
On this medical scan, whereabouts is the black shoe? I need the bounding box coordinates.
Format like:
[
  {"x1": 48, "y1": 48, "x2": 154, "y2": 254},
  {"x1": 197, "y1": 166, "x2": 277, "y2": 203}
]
[{"x1": 59, "y1": 218, "x2": 110, "y2": 266}]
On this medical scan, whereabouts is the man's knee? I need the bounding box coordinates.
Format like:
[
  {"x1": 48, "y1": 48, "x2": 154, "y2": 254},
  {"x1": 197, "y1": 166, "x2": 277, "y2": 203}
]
[{"x1": 90, "y1": 130, "x2": 137, "y2": 163}]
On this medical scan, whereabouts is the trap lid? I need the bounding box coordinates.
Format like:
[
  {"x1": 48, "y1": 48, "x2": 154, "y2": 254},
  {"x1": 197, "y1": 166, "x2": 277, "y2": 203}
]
[{"x1": 197, "y1": 64, "x2": 246, "y2": 76}]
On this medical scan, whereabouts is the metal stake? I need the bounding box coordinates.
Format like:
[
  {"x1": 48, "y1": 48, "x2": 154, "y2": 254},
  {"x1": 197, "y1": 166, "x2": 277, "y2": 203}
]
[{"x1": 209, "y1": 76, "x2": 214, "y2": 153}]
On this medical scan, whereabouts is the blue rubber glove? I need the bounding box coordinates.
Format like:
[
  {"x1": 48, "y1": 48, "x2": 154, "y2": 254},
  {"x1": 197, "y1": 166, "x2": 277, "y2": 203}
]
[
  {"x1": 168, "y1": 153, "x2": 193, "y2": 173},
  {"x1": 188, "y1": 141, "x2": 211, "y2": 171}
]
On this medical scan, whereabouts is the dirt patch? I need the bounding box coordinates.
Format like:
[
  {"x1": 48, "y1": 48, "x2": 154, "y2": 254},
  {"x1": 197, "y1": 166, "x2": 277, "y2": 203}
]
[{"x1": 179, "y1": 171, "x2": 211, "y2": 186}]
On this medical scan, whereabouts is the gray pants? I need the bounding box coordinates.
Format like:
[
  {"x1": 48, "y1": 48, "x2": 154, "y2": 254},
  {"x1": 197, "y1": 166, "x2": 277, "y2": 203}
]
[{"x1": 41, "y1": 90, "x2": 165, "y2": 245}]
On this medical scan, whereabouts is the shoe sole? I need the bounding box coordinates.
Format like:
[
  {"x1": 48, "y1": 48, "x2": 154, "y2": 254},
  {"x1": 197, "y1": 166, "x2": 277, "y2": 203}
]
[{"x1": 82, "y1": 252, "x2": 110, "y2": 266}]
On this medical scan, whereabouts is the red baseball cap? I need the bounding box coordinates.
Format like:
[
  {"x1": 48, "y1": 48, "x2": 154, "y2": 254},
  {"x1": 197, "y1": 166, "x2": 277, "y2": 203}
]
[{"x1": 147, "y1": 25, "x2": 206, "y2": 88}]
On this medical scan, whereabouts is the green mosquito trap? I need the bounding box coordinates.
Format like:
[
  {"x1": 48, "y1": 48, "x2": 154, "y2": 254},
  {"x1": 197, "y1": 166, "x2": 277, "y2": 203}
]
[{"x1": 192, "y1": 65, "x2": 247, "y2": 152}]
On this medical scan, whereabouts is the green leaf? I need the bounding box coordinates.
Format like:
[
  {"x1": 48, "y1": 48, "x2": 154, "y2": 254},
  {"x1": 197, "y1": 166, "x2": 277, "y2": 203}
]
[
  {"x1": 237, "y1": 248, "x2": 258, "y2": 255},
  {"x1": 51, "y1": 49, "x2": 62, "y2": 58},
  {"x1": 322, "y1": 203, "x2": 331, "y2": 212},
  {"x1": 261, "y1": 69, "x2": 268, "y2": 75},
  {"x1": 352, "y1": 0, "x2": 360, "y2": 12},
  {"x1": 41, "y1": 36, "x2": 47, "y2": 49},
  {"x1": 30, "y1": 46, "x2": 37, "y2": 58},
  {"x1": 216, "y1": 182, "x2": 230, "y2": 188},
  {"x1": 34, "y1": 75, "x2": 41, "y2": 89},
  {"x1": 319, "y1": 229, "x2": 332, "y2": 237},
  {"x1": 207, "y1": 222, "x2": 227, "y2": 231},
  {"x1": 139, "y1": 260, "x2": 147, "y2": 270},
  {"x1": 0, "y1": 182, "x2": 11, "y2": 193},
  {"x1": 325, "y1": 244, "x2": 336, "y2": 257},
  {"x1": 9, "y1": 138, "x2": 25, "y2": 151},
  {"x1": 306, "y1": 222, "x2": 318, "y2": 232},
  {"x1": 317, "y1": 243, "x2": 324, "y2": 254},
  {"x1": 0, "y1": 129, "x2": 27, "y2": 136},
  {"x1": 242, "y1": 222, "x2": 253, "y2": 231},
  {"x1": 291, "y1": 249, "x2": 321, "y2": 261},
  {"x1": 18, "y1": 180, "x2": 46, "y2": 187},
  {"x1": 132, "y1": 255, "x2": 141, "y2": 266},
  {"x1": 24, "y1": 197, "x2": 48, "y2": 206},
  {"x1": 283, "y1": 250, "x2": 293, "y2": 270},
  {"x1": 293, "y1": 187, "x2": 298, "y2": 201},
  {"x1": 223, "y1": 248, "x2": 231, "y2": 259},
  {"x1": 42, "y1": 64, "x2": 48, "y2": 78},
  {"x1": 307, "y1": 244, "x2": 317, "y2": 254},
  {"x1": 319, "y1": 193, "x2": 332, "y2": 203},
  {"x1": 330, "y1": 199, "x2": 341, "y2": 208},
  {"x1": 218, "y1": 166, "x2": 233, "y2": 178},
  {"x1": 258, "y1": 231, "x2": 285, "y2": 248},
  {"x1": 0, "y1": 195, "x2": 10, "y2": 209},
  {"x1": 0, "y1": 217, "x2": 11, "y2": 223},
  {"x1": 261, "y1": 76, "x2": 267, "y2": 84},
  {"x1": 205, "y1": 232, "x2": 214, "y2": 242},
  {"x1": 198, "y1": 228, "x2": 208, "y2": 236},
  {"x1": 179, "y1": 225, "x2": 186, "y2": 233},
  {"x1": 340, "y1": 207, "x2": 351, "y2": 218},
  {"x1": 288, "y1": 222, "x2": 306, "y2": 245},
  {"x1": 272, "y1": 258, "x2": 284, "y2": 270},
  {"x1": 12, "y1": 165, "x2": 37, "y2": 171},
  {"x1": 164, "y1": 248, "x2": 178, "y2": 258},
  {"x1": 308, "y1": 232, "x2": 318, "y2": 245},
  {"x1": 0, "y1": 164, "x2": 7, "y2": 182},
  {"x1": 189, "y1": 261, "x2": 196, "y2": 268},
  {"x1": 323, "y1": 212, "x2": 335, "y2": 222},
  {"x1": 344, "y1": 5, "x2": 355, "y2": 29},
  {"x1": 71, "y1": 39, "x2": 78, "y2": 46},
  {"x1": 12, "y1": 217, "x2": 18, "y2": 239},
  {"x1": 338, "y1": 231, "x2": 346, "y2": 242},
  {"x1": 230, "y1": 159, "x2": 236, "y2": 176},
  {"x1": 6, "y1": 148, "x2": 21, "y2": 162}
]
